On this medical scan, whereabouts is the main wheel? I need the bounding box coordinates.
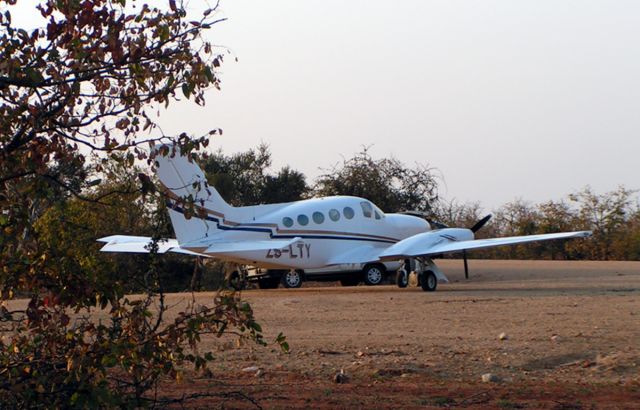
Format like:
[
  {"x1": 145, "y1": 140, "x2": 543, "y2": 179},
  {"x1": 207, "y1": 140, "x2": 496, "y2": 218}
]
[
  {"x1": 396, "y1": 269, "x2": 408, "y2": 288},
  {"x1": 420, "y1": 270, "x2": 438, "y2": 292},
  {"x1": 281, "y1": 270, "x2": 303, "y2": 288},
  {"x1": 363, "y1": 264, "x2": 385, "y2": 286},
  {"x1": 340, "y1": 278, "x2": 360, "y2": 287}
]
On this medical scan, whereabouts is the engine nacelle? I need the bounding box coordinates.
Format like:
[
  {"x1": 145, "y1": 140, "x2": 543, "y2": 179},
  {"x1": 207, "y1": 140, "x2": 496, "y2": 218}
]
[{"x1": 379, "y1": 228, "x2": 474, "y2": 260}]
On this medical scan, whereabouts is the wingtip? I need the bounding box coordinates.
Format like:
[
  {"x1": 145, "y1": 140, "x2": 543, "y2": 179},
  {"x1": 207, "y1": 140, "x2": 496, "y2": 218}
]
[{"x1": 97, "y1": 236, "x2": 116, "y2": 243}]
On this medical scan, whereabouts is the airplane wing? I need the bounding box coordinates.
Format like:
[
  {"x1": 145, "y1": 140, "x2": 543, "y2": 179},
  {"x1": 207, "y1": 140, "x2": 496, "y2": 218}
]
[
  {"x1": 325, "y1": 244, "x2": 387, "y2": 265},
  {"x1": 378, "y1": 230, "x2": 592, "y2": 260},
  {"x1": 97, "y1": 235, "x2": 302, "y2": 257}
]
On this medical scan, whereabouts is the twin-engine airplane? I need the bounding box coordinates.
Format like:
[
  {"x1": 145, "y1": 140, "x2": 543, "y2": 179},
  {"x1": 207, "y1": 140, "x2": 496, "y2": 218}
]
[{"x1": 98, "y1": 145, "x2": 591, "y2": 291}]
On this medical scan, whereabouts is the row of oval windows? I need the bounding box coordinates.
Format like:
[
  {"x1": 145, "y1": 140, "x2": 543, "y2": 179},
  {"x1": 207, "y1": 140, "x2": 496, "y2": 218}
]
[{"x1": 282, "y1": 207, "x2": 356, "y2": 227}]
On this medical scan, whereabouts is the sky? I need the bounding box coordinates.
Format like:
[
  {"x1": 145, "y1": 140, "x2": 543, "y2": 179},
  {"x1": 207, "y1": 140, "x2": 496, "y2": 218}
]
[{"x1": 10, "y1": 1, "x2": 640, "y2": 210}]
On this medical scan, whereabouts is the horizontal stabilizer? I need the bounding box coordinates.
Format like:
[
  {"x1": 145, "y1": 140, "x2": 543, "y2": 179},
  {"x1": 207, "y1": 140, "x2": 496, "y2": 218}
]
[
  {"x1": 98, "y1": 235, "x2": 303, "y2": 257},
  {"x1": 98, "y1": 235, "x2": 202, "y2": 256}
]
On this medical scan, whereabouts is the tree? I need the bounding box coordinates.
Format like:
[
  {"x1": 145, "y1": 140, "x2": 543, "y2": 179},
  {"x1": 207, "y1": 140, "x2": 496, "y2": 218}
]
[
  {"x1": 569, "y1": 186, "x2": 637, "y2": 260},
  {"x1": 200, "y1": 144, "x2": 310, "y2": 206},
  {"x1": 534, "y1": 200, "x2": 578, "y2": 260},
  {"x1": 0, "y1": 1, "x2": 282, "y2": 406},
  {"x1": 313, "y1": 147, "x2": 440, "y2": 215}
]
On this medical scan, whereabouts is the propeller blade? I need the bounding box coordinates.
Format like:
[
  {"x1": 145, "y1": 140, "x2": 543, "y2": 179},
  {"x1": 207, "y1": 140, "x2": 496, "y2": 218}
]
[
  {"x1": 470, "y1": 214, "x2": 492, "y2": 233},
  {"x1": 426, "y1": 219, "x2": 449, "y2": 230}
]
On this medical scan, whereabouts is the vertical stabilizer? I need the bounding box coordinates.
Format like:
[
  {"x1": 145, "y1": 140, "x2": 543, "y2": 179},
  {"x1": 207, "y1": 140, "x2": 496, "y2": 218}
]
[{"x1": 154, "y1": 145, "x2": 233, "y2": 244}]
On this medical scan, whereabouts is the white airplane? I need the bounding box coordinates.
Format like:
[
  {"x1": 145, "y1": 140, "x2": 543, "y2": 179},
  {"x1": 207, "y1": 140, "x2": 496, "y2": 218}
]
[{"x1": 98, "y1": 145, "x2": 591, "y2": 291}]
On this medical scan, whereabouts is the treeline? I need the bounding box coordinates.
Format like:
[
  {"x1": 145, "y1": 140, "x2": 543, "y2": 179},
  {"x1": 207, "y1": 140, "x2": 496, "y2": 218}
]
[
  {"x1": 35, "y1": 145, "x2": 639, "y2": 294},
  {"x1": 437, "y1": 187, "x2": 640, "y2": 261},
  {"x1": 198, "y1": 145, "x2": 640, "y2": 261}
]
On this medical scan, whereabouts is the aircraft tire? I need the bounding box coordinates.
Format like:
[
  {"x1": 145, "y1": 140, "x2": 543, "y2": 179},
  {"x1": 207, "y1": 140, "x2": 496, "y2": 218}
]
[
  {"x1": 420, "y1": 270, "x2": 438, "y2": 292},
  {"x1": 363, "y1": 264, "x2": 385, "y2": 286},
  {"x1": 281, "y1": 270, "x2": 303, "y2": 288},
  {"x1": 396, "y1": 269, "x2": 408, "y2": 288}
]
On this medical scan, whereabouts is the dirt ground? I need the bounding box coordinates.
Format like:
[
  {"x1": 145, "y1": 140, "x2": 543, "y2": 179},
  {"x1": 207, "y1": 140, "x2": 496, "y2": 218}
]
[
  {"x1": 8, "y1": 260, "x2": 639, "y2": 408},
  {"x1": 155, "y1": 260, "x2": 640, "y2": 409}
]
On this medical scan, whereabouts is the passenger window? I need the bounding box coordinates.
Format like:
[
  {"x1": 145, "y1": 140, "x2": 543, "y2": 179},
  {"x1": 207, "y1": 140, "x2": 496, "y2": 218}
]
[
  {"x1": 297, "y1": 214, "x2": 309, "y2": 226},
  {"x1": 282, "y1": 217, "x2": 294, "y2": 227},
  {"x1": 343, "y1": 207, "x2": 355, "y2": 219},
  {"x1": 329, "y1": 209, "x2": 340, "y2": 221},
  {"x1": 312, "y1": 211, "x2": 325, "y2": 224},
  {"x1": 360, "y1": 202, "x2": 373, "y2": 218}
]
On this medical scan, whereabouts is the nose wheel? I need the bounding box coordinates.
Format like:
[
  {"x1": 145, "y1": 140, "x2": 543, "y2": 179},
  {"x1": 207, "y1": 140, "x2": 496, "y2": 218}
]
[{"x1": 396, "y1": 269, "x2": 408, "y2": 288}]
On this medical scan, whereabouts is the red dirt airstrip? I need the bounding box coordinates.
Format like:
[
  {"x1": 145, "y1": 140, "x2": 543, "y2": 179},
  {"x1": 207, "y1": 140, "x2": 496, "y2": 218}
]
[{"x1": 157, "y1": 260, "x2": 640, "y2": 408}]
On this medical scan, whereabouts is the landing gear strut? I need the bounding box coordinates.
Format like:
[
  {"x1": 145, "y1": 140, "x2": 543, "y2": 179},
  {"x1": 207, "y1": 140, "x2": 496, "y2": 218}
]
[{"x1": 395, "y1": 257, "x2": 447, "y2": 292}]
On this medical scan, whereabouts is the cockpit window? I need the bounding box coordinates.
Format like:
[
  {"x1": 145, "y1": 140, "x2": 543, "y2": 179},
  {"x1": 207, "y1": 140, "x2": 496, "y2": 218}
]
[
  {"x1": 297, "y1": 214, "x2": 309, "y2": 226},
  {"x1": 312, "y1": 211, "x2": 325, "y2": 224},
  {"x1": 282, "y1": 217, "x2": 294, "y2": 227},
  {"x1": 374, "y1": 210, "x2": 382, "y2": 220},
  {"x1": 343, "y1": 206, "x2": 355, "y2": 219},
  {"x1": 360, "y1": 201, "x2": 373, "y2": 218},
  {"x1": 329, "y1": 209, "x2": 340, "y2": 221}
]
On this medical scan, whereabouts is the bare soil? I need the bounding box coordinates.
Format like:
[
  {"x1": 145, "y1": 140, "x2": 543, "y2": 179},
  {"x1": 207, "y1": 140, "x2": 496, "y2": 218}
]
[
  {"x1": 11, "y1": 260, "x2": 640, "y2": 408},
  {"x1": 157, "y1": 260, "x2": 640, "y2": 408}
]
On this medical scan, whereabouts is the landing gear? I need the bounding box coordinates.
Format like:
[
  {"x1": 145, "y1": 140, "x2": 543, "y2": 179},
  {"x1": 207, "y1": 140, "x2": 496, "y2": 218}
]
[
  {"x1": 281, "y1": 269, "x2": 303, "y2": 288},
  {"x1": 396, "y1": 269, "x2": 408, "y2": 288},
  {"x1": 363, "y1": 264, "x2": 385, "y2": 286},
  {"x1": 420, "y1": 270, "x2": 437, "y2": 292},
  {"x1": 395, "y1": 258, "x2": 447, "y2": 292}
]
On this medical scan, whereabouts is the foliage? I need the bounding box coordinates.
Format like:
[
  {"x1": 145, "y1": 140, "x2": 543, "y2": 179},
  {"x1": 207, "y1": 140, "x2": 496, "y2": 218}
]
[
  {"x1": 200, "y1": 143, "x2": 310, "y2": 206},
  {"x1": 33, "y1": 160, "x2": 203, "y2": 296},
  {"x1": 313, "y1": 147, "x2": 440, "y2": 215},
  {"x1": 568, "y1": 186, "x2": 638, "y2": 260},
  {"x1": 0, "y1": 0, "x2": 637, "y2": 404},
  {"x1": 442, "y1": 187, "x2": 640, "y2": 260},
  {"x1": 0, "y1": 1, "x2": 283, "y2": 407}
]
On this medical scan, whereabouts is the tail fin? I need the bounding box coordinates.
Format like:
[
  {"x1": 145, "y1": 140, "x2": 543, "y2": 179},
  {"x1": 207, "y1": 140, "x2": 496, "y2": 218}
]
[{"x1": 154, "y1": 145, "x2": 233, "y2": 244}]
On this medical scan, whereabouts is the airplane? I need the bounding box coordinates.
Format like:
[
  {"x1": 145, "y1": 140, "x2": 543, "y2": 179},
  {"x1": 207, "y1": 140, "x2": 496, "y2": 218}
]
[{"x1": 98, "y1": 144, "x2": 592, "y2": 291}]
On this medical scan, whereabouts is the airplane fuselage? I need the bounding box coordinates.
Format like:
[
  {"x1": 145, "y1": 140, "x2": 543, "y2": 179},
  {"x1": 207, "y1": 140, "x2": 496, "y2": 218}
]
[
  {"x1": 99, "y1": 145, "x2": 592, "y2": 291},
  {"x1": 177, "y1": 196, "x2": 430, "y2": 269}
]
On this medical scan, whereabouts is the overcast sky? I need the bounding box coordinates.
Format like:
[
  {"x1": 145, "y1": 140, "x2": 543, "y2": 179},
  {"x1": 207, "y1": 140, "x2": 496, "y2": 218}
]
[
  {"x1": 12, "y1": 1, "x2": 640, "y2": 210},
  {"x1": 160, "y1": 0, "x2": 640, "y2": 210}
]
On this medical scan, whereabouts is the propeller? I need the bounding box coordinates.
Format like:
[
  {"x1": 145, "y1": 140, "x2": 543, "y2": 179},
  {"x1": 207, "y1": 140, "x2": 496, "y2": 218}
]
[
  {"x1": 463, "y1": 214, "x2": 492, "y2": 279},
  {"x1": 470, "y1": 214, "x2": 492, "y2": 233},
  {"x1": 401, "y1": 210, "x2": 493, "y2": 280}
]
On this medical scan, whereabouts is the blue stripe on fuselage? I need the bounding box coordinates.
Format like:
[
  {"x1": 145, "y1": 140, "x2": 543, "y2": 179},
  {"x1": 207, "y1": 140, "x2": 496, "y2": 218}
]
[{"x1": 169, "y1": 204, "x2": 397, "y2": 244}]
